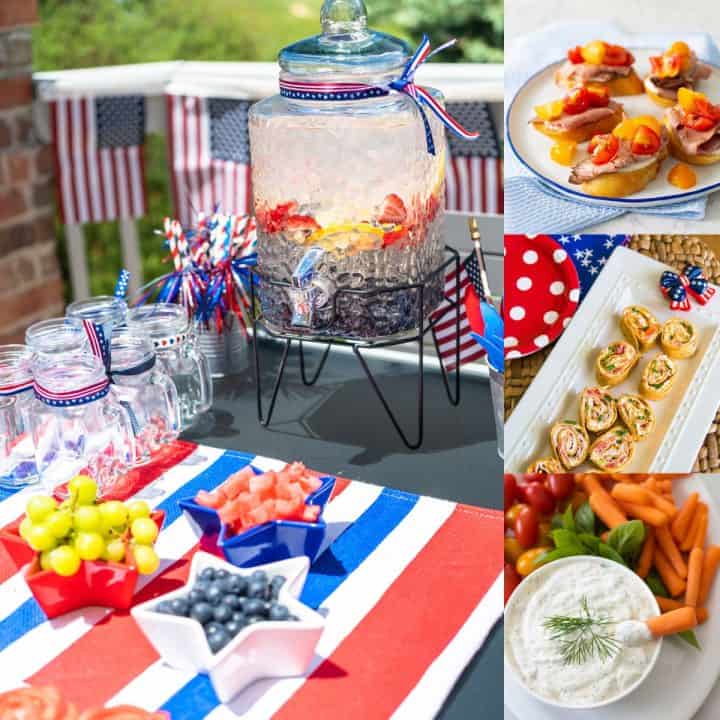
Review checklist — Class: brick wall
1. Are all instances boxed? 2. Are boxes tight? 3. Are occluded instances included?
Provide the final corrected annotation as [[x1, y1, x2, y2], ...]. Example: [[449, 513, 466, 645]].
[[0, 0, 63, 344]]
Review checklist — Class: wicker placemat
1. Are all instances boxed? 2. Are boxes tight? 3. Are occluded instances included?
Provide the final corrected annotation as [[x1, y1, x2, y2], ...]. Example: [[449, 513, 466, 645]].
[[504, 235, 720, 473]]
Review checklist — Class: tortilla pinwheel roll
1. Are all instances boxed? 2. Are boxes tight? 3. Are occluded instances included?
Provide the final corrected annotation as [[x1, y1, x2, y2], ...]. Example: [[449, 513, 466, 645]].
[[660, 317, 699, 359], [617, 393, 656, 441], [589, 426, 635, 471], [526, 457, 565, 474], [620, 305, 661, 352], [550, 420, 590, 469], [640, 353, 678, 400], [596, 341, 639, 386], [579, 386, 617, 433]]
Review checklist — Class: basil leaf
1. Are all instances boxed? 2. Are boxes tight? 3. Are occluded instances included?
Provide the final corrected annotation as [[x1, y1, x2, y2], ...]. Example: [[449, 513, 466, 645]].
[[551, 512, 565, 531], [562, 504, 576, 533], [537, 546, 586, 565], [646, 570, 669, 598], [577, 533, 601, 553], [598, 542, 627, 566], [676, 629, 701, 650], [575, 501, 596, 535], [551, 529, 585, 552], [607, 520, 646, 564]]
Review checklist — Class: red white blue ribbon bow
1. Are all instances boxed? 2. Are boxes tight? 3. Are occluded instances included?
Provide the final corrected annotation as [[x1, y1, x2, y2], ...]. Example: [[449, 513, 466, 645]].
[[660, 265, 716, 311], [279, 34, 479, 155]]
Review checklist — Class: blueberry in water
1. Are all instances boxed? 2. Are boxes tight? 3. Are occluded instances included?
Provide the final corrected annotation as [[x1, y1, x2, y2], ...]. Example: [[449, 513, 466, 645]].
[[250, 569, 268, 585], [244, 598, 266, 617], [155, 600, 174, 615], [213, 603, 233, 623], [205, 621, 224, 635], [189, 602, 214, 625], [269, 604, 290, 621], [206, 583, 224, 605], [221, 594, 241, 610], [228, 575, 248, 595], [247, 580, 266, 598], [224, 620, 243, 636], [170, 598, 190, 616], [207, 629, 231, 653], [199, 568, 216, 581], [188, 589, 206, 604]]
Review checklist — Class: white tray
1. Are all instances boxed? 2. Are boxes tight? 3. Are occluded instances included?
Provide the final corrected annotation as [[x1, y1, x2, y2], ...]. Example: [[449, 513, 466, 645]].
[[505, 246, 720, 473], [506, 48, 720, 208], [505, 475, 720, 720]]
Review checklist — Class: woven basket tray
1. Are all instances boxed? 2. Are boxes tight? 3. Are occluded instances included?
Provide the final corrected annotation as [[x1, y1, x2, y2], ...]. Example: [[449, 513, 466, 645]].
[[504, 235, 720, 473]]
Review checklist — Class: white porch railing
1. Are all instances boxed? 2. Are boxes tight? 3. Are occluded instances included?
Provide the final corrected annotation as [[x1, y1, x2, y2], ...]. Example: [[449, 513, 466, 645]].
[[31, 61, 504, 301]]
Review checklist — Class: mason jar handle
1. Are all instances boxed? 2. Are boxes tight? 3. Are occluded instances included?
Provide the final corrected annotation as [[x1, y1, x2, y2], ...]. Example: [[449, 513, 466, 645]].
[[106, 398, 137, 468], [153, 370, 182, 437]]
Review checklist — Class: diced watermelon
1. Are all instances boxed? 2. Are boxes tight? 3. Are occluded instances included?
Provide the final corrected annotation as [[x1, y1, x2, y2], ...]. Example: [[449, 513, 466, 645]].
[[273, 475, 294, 500], [195, 490, 222, 508], [222, 466, 254, 499], [301, 505, 321, 523], [274, 498, 303, 519], [249, 472, 276, 500], [247, 501, 273, 526]]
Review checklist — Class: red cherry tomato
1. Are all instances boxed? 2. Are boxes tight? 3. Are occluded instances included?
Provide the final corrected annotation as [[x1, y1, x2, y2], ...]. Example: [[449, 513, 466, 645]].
[[604, 44, 633, 66], [589, 133, 620, 165], [523, 474, 547, 484], [567, 46, 584, 64], [684, 113, 717, 132], [515, 506, 539, 548], [586, 85, 610, 108], [563, 87, 590, 115], [504, 563, 522, 605], [631, 125, 661, 155], [524, 483, 556, 515], [505, 502, 528, 529], [504, 474, 518, 511], [547, 474, 574, 501]]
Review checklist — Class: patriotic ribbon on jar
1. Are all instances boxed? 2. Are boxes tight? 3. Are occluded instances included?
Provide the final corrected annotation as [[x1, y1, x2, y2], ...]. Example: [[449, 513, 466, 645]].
[[660, 265, 716, 311], [0, 377, 33, 396], [279, 34, 479, 155], [114, 268, 130, 299]]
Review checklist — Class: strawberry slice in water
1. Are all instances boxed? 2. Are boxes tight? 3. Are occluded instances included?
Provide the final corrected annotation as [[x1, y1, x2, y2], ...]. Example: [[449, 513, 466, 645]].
[[286, 214, 321, 232], [377, 193, 407, 224]]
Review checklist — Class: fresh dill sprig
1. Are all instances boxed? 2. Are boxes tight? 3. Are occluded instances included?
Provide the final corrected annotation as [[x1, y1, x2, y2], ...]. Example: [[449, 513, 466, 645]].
[[543, 596, 622, 665]]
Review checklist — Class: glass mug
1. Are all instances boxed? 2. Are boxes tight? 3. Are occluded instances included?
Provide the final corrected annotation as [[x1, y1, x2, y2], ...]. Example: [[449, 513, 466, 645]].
[[110, 328, 181, 464], [0, 345, 38, 488], [128, 303, 213, 429], [66, 295, 128, 342], [26, 351, 135, 498]]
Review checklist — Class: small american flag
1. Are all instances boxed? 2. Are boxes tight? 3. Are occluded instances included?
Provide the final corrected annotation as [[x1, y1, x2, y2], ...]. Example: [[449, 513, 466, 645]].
[[166, 94, 252, 226], [444, 102, 503, 215], [50, 96, 147, 224], [433, 253, 486, 370]]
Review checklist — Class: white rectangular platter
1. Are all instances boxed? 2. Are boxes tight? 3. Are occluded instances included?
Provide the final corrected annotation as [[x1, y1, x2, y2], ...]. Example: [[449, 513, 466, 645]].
[[505, 245, 720, 473]]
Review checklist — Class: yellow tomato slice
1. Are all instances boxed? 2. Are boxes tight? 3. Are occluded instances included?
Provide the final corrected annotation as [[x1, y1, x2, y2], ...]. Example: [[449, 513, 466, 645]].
[[550, 140, 577, 166], [534, 99, 565, 121], [678, 87, 708, 113], [581, 40, 607, 65]]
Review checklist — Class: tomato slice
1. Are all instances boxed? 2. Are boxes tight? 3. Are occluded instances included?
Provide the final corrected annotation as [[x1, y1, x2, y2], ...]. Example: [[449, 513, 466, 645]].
[[586, 85, 610, 107], [603, 44, 633, 66], [588, 133, 620, 165], [631, 125, 661, 155], [563, 86, 590, 115], [684, 113, 718, 132], [567, 45, 584, 64]]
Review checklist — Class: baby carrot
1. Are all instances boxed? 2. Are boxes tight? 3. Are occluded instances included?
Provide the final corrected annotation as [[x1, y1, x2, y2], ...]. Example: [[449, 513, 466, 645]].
[[646, 606, 697, 637], [692, 506, 709, 551], [582, 475, 605, 496], [697, 607, 709, 624], [655, 525, 688, 579], [600, 530, 610, 542], [636, 528, 655, 579], [672, 492, 699, 542], [686, 547, 704, 607], [617, 500, 668, 527], [655, 596, 683, 612], [611, 483, 652, 505], [648, 491, 677, 519], [681, 503, 707, 552], [655, 479, 673, 492], [654, 547, 687, 597], [589, 489, 628, 529], [698, 545, 720, 606]]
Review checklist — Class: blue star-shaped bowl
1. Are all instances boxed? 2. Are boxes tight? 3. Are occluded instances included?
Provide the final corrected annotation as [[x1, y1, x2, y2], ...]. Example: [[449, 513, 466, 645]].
[[178, 467, 335, 568]]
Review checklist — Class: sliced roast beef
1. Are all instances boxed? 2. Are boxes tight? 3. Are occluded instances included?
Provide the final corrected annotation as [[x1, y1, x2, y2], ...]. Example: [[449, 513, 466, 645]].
[[557, 61, 632, 86], [666, 106, 720, 155], [648, 53, 713, 93], [531, 101, 622, 131], [652, 75, 688, 90], [645, 77, 679, 100]]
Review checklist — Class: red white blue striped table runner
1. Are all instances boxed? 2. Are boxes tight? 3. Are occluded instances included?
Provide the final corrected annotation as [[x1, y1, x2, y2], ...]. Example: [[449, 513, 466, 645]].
[[0, 441, 502, 719]]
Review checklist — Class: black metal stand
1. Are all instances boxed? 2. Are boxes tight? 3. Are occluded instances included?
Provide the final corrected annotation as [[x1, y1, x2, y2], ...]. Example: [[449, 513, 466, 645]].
[[249, 247, 463, 450]]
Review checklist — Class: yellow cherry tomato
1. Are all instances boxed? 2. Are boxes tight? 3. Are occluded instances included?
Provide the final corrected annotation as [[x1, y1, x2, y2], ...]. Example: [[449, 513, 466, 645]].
[[633, 115, 663, 137], [550, 140, 577, 166], [612, 118, 638, 140], [678, 87, 707, 113], [538, 520, 553, 545], [668, 163, 697, 189], [534, 99, 565, 121], [668, 41, 690, 57], [504, 536, 524, 564], [581, 40, 607, 65], [516, 546, 552, 577]]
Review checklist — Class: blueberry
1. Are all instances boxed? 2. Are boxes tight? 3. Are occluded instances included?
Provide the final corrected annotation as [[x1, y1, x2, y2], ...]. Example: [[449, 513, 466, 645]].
[[193, 579, 210, 595], [245, 615, 264, 625], [213, 604, 233, 623], [199, 567, 216, 581], [224, 619, 244, 636], [247, 580, 266, 598], [205, 583, 224, 605], [215, 568, 229, 579], [207, 629, 231, 653], [216, 576, 236, 594], [205, 621, 224, 635], [243, 598, 266, 617], [250, 569, 268, 585], [231, 611, 246, 623], [155, 600, 174, 615], [189, 602, 214, 625], [269, 575, 285, 599], [268, 604, 290, 621], [228, 575, 248, 595], [188, 589, 206, 604], [221, 594, 242, 610], [170, 598, 190, 616]]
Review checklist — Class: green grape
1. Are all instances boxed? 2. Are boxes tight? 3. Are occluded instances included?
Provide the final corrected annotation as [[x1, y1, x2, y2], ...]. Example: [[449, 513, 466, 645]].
[[103, 538, 126, 563], [75, 532, 105, 561], [27, 524, 57, 552], [130, 517, 159, 545], [68, 474, 97, 505], [126, 500, 151, 522], [133, 544, 160, 575], [19, 517, 34, 541], [74, 505, 102, 532], [26, 495, 58, 523], [49, 545, 81, 576], [46, 511, 73, 539], [99, 500, 128, 530], [39, 550, 53, 571]]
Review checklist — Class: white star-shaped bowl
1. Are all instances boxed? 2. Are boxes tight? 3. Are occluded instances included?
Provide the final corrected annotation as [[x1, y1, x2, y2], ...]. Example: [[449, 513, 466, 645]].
[[131, 551, 324, 703]]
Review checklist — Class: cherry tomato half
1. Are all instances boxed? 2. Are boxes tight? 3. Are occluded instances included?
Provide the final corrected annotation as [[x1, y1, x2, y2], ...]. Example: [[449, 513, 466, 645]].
[[589, 133, 620, 165], [504, 474, 518, 511], [504, 563, 522, 604], [516, 546, 551, 577], [547, 474, 574, 501], [567, 46, 584, 64], [631, 125, 661, 155], [514, 506, 540, 548], [603, 44, 633, 66], [524, 483, 556, 515], [505, 502, 528, 529], [563, 87, 590, 115], [684, 113, 718, 132], [586, 85, 610, 108]]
